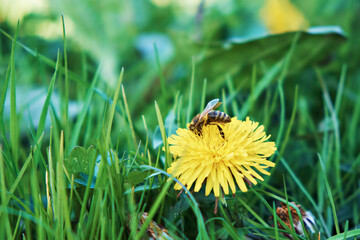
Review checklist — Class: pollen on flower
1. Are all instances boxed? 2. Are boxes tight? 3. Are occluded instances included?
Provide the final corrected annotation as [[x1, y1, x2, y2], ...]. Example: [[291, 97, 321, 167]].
[[166, 117, 276, 197]]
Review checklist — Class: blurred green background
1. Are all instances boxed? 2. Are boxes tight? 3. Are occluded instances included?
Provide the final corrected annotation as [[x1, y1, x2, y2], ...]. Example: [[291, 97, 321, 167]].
[[0, 0, 360, 239], [1, 0, 358, 130]]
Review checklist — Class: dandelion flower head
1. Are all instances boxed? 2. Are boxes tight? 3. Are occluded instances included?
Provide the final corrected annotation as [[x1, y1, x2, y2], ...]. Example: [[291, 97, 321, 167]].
[[259, 0, 309, 34], [167, 117, 277, 197]]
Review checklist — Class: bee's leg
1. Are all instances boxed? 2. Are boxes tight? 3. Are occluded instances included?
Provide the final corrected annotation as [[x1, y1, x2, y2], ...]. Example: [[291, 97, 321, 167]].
[[216, 125, 225, 139], [196, 125, 203, 137]]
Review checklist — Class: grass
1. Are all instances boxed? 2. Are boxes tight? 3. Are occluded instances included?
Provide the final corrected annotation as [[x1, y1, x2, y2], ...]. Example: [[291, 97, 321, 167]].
[[0, 0, 360, 239]]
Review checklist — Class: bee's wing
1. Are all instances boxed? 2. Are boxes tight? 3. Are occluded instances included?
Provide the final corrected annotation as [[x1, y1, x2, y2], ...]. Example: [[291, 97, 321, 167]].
[[198, 99, 222, 120]]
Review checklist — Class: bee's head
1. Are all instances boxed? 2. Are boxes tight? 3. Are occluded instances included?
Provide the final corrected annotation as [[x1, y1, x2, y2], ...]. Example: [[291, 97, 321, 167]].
[[188, 114, 200, 131], [188, 123, 195, 131]]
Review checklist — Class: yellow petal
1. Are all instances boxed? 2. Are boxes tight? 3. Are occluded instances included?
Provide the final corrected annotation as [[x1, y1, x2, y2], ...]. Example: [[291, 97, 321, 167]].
[[205, 176, 214, 196], [218, 163, 229, 195], [194, 165, 212, 192], [231, 168, 248, 192]]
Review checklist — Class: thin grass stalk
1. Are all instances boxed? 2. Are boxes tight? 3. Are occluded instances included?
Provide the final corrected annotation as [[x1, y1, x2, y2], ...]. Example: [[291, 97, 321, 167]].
[[200, 78, 207, 111], [221, 88, 227, 113], [9, 21, 19, 167], [70, 64, 101, 147], [270, 86, 298, 177], [0, 28, 86, 85], [316, 67, 342, 201], [317, 154, 340, 235], [135, 179, 173, 240], [225, 75, 239, 117], [275, 83, 285, 146], [334, 64, 347, 114], [12, 212, 22, 240], [61, 14, 70, 155], [272, 202, 280, 240], [237, 197, 269, 227], [8, 133, 44, 201], [327, 229, 360, 240], [186, 57, 195, 124], [205, 217, 240, 239], [154, 43, 167, 99], [105, 69, 124, 147], [77, 148, 97, 230], [0, 145, 13, 238], [154, 101, 170, 168], [121, 85, 137, 148], [140, 165, 209, 240], [30, 151, 44, 240], [238, 60, 282, 118], [283, 177, 300, 240], [280, 157, 330, 237]]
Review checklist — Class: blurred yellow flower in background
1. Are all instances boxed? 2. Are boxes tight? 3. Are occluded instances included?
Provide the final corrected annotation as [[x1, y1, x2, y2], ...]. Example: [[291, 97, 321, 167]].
[[167, 117, 276, 197], [260, 0, 309, 34]]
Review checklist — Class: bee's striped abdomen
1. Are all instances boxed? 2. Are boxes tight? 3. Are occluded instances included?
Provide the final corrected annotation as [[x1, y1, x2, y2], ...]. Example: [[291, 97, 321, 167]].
[[208, 111, 231, 123]]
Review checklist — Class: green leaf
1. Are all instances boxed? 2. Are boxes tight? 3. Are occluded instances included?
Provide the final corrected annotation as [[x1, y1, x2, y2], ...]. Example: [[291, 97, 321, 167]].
[[125, 170, 150, 187], [65, 146, 97, 176], [196, 26, 346, 89]]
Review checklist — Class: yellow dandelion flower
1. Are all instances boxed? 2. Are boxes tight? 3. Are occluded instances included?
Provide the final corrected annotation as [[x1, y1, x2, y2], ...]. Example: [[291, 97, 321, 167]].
[[259, 0, 309, 34], [167, 117, 276, 197]]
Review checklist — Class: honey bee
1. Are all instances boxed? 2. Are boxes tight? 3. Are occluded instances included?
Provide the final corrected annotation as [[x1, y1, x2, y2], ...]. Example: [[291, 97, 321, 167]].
[[189, 99, 231, 137]]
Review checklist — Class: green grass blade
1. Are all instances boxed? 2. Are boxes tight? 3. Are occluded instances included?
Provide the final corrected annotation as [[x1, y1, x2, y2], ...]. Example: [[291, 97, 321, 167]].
[[140, 165, 209, 240], [280, 157, 330, 237], [316, 67, 342, 200], [154, 43, 167, 99], [317, 153, 340, 234], [9, 21, 19, 166], [200, 78, 207, 112], [36, 50, 59, 141], [0, 28, 85, 85], [135, 179, 173, 240], [12, 212, 22, 240], [348, 88, 360, 157], [0, 145, 13, 238], [70, 64, 100, 147], [105, 68, 124, 147], [270, 85, 298, 177], [0, 49, 11, 118], [249, 64, 257, 112], [10, 133, 44, 196], [221, 88, 227, 113], [283, 177, 299, 240], [186, 58, 195, 124], [77, 147, 97, 230], [0, 206, 55, 237], [0, 59, 14, 177], [275, 83, 285, 146], [121, 85, 137, 148], [154, 101, 170, 168], [226, 75, 239, 117], [237, 196, 269, 227], [334, 64, 347, 114], [238, 60, 282, 118], [327, 229, 360, 240], [273, 202, 279, 240], [342, 220, 349, 240], [205, 217, 240, 239], [62, 14, 70, 155]]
